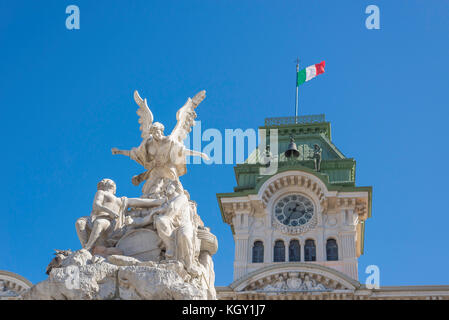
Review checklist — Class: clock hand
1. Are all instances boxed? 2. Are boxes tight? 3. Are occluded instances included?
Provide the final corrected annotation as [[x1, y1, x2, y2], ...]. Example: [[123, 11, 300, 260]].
[[293, 203, 307, 217], [285, 203, 304, 224], [284, 207, 296, 224]]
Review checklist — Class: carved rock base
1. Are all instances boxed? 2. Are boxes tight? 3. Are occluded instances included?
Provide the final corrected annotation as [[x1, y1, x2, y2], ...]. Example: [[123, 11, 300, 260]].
[[21, 250, 211, 300]]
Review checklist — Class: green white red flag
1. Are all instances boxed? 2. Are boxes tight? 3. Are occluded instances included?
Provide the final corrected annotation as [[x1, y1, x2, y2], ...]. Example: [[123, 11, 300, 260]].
[[297, 61, 325, 86]]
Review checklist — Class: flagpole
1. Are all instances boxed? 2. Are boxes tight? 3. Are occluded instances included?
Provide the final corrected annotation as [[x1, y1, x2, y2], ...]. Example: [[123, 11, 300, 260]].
[[295, 58, 299, 123]]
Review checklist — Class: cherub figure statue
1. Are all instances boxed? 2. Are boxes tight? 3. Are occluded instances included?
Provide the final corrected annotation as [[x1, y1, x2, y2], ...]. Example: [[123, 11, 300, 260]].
[[75, 178, 163, 251], [111, 91, 209, 197]]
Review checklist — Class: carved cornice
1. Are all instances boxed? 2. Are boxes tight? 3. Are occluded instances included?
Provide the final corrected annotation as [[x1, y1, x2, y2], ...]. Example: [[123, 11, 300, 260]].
[[221, 200, 253, 224], [217, 282, 449, 300], [354, 200, 369, 220], [336, 197, 357, 209]]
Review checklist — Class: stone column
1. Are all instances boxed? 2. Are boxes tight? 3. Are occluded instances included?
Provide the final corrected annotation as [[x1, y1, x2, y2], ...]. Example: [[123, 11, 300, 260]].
[[232, 212, 250, 280], [340, 232, 358, 280]]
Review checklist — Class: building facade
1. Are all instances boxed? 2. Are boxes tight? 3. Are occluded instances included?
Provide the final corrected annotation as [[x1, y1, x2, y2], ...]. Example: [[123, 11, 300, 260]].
[[216, 115, 449, 300]]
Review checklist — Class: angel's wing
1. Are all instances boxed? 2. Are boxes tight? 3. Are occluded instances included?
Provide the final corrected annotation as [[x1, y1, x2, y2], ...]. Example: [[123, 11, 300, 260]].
[[134, 90, 154, 139], [169, 90, 206, 143]]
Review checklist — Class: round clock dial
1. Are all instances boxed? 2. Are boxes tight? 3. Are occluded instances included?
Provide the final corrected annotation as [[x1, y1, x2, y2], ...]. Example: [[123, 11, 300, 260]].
[[274, 194, 314, 227]]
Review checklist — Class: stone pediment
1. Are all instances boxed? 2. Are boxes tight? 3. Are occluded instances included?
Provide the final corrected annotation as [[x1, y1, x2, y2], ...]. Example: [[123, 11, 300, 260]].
[[0, 270, 32, 299], [229, 263, 361, 293]]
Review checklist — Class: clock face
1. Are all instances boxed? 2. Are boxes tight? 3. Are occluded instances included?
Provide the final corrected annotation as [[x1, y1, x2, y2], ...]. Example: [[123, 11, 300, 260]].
[[274, 194, 314, 227]]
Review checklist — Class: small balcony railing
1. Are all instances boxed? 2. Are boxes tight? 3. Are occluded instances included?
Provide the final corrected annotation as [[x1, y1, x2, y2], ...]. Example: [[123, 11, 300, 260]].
[[264, 114, 325, 126]]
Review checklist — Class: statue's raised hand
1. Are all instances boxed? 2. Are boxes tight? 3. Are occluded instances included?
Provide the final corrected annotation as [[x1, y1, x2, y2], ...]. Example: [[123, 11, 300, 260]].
[[111, 148, 130, 157], [132, 174, 143, 186]]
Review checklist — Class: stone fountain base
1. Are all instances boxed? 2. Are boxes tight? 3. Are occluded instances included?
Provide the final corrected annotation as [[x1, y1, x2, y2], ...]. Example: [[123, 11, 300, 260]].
[[21, 249, 211, 300]]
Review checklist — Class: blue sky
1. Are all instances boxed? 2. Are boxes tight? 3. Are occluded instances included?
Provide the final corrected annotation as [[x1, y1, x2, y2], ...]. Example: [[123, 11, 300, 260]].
[[1, 0, 448, 286]]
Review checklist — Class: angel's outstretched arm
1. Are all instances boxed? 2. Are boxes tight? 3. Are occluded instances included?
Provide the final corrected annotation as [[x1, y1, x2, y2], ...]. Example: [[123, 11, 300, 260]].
[[185, 148, 210, 161], [111, 147, 131, 157]]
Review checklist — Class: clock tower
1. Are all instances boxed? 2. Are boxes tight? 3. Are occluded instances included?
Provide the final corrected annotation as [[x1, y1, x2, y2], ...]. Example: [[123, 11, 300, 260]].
[[216, 114, 373, 298]]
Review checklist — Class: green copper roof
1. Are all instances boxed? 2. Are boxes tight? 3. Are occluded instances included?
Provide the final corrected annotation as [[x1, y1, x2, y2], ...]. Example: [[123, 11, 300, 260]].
[[236, 114, 355, 191]]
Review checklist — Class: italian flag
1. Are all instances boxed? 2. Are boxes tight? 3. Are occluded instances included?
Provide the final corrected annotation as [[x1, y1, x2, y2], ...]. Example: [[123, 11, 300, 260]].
[[297, 61, 326, 86]]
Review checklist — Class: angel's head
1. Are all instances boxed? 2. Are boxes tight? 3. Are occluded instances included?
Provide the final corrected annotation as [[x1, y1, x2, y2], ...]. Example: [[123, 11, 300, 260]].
[[150, 122, 165, 141]]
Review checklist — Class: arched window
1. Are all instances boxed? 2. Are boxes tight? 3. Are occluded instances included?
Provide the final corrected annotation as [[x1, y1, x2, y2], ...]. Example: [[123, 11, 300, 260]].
[[273, 240, 285, 262], [326, 239, 338, 261], [304, 239, 316, 261], [252, 241, 264, 263], [289, 240, 300, 262]]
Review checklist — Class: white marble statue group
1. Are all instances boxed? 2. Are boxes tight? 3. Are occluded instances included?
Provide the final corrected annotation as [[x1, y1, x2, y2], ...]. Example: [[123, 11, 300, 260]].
[[71, 90, 217, 298]]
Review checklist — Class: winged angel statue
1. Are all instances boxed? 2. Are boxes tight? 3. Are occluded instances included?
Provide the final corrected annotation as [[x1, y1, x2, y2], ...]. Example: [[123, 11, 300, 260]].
[[111, 90, 209, 197]]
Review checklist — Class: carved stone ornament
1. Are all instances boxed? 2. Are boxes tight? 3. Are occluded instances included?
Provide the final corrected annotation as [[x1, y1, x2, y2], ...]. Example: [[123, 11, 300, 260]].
[[240, 271, 349, 294], [261, 274, 328, 292]]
